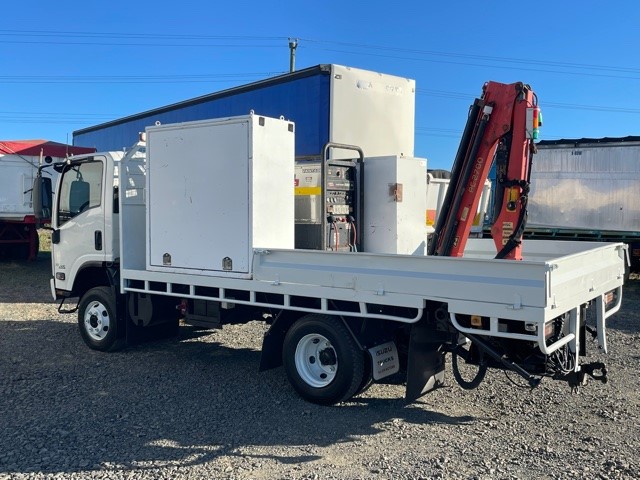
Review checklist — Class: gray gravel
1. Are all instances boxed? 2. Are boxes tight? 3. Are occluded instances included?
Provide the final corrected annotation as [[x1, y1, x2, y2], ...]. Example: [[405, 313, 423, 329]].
[[1, 255, 639, 479]]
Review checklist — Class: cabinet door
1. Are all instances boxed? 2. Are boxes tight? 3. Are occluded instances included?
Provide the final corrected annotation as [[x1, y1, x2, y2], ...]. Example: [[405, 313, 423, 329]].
[[148, 121, 250, 273]]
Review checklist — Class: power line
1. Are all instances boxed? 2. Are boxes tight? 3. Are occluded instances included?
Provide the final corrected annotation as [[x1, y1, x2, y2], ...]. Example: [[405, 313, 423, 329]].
[[0, 31, 287, 48], [0, 111, 120, 116], [0, 30, 286, 41], [417, 88, 640, 114], [0, 40, 284, 48], [299, 38, 640, 75], [4, 31, 633, 76], [0, 72, 285, 84], [0, 83, 635, 117], [544, 102, 640, 114], [4, 30, 637, 78], [415, 130, 570, 142], [0, 119, 101, 125], [1, 70, 636, 114], [300, 44, 640, 81]]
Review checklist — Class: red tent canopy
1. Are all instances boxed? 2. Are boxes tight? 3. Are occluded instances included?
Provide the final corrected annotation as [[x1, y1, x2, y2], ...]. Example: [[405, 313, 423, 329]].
[[0, 140, 95, 158]]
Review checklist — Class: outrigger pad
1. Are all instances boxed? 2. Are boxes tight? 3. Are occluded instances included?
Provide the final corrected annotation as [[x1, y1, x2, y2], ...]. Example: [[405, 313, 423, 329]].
[[405, 320, 447, 402]]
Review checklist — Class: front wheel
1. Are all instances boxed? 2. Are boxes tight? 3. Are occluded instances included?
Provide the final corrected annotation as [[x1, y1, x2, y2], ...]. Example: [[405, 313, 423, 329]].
[[78, 286, 124, 352], [283, 315, 364, 405]]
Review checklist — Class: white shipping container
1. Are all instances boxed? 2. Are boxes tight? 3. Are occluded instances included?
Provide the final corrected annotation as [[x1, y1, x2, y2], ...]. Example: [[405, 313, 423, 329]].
[[329, 65, 415, 159], [530, 139, 640, 233]]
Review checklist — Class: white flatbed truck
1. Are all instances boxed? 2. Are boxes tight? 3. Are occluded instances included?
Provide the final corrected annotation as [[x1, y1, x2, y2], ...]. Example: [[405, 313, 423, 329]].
[[35, 88, 626, 405]]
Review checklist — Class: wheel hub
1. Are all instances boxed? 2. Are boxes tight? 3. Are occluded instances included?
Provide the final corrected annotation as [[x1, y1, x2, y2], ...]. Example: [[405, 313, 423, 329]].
[[319, 348, 337, 366], [84, 301, 111, 341], [295, 334, 338, 388]]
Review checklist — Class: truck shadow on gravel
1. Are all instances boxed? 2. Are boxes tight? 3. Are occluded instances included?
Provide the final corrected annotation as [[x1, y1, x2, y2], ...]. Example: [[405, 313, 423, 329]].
[[0, 320, 476, 476]]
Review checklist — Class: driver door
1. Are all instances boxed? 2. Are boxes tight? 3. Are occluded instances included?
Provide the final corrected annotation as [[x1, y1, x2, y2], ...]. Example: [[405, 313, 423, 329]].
[[52, 158, 106, 293]]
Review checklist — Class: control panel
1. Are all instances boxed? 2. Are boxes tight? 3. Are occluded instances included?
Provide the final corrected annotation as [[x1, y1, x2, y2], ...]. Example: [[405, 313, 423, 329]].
[[325, 162, 358, 251], [294, 143, 364, 252]]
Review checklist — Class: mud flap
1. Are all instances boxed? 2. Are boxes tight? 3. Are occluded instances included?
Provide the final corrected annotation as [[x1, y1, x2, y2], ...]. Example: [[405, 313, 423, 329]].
[[405, 320, 447, 402], [259, 310, 299, 372], [260, 324, 285, 371]]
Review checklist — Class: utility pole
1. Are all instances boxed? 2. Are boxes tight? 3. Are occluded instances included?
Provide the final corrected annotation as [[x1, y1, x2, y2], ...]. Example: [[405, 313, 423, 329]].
[[288, 38, 298, 72]]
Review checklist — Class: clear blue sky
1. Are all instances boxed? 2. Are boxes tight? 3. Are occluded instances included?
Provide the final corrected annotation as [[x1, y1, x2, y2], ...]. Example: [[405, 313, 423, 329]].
[[1, 1, 638, 169]]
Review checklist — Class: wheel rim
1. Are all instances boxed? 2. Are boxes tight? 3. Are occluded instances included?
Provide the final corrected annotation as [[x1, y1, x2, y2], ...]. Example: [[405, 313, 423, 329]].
[[83, 300, 111, 341], [294, 333, 338, 388]]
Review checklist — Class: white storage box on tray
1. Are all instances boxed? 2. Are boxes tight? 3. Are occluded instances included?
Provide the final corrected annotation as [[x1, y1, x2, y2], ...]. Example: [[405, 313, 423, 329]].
[[145, 115, 295, 278]]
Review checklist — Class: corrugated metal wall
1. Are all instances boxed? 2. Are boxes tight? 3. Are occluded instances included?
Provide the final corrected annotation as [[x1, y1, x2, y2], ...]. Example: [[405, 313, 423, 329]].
[[529, 142, 640, 232]]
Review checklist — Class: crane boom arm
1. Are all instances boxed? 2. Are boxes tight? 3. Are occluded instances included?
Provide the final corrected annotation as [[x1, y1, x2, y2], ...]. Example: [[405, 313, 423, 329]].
[[429, 81, 539, 260]]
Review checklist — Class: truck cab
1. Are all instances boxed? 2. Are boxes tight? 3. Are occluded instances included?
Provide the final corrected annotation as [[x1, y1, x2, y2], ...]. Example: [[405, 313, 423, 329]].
[[49, 144, 144, 300]]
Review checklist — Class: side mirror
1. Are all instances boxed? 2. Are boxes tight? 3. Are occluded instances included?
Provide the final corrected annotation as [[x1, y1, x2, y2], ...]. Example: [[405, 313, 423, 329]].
[[33, 174, 53, 224]]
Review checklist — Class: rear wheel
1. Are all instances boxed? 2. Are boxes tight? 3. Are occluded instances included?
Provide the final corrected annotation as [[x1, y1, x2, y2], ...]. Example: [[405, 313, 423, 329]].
[[78, 286, 124, 352], [283, 315, 364, 405]]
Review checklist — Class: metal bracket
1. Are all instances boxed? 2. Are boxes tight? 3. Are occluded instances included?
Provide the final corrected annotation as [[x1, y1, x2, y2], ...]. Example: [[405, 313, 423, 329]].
[[508, 293, 522, 310], [57, 297, 79, 314]]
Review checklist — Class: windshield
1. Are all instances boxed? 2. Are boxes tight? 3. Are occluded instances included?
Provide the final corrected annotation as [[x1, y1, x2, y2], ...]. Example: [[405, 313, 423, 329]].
[[57, 160, 103, 226]]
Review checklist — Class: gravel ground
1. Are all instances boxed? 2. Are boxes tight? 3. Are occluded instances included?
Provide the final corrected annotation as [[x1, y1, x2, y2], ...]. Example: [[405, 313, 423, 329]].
[[1, 253, 639, 480]]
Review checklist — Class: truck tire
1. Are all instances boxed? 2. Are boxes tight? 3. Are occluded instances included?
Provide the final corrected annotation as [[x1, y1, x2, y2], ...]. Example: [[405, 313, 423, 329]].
[[78, 287, 124, 352], [283, 314, 365, 405]]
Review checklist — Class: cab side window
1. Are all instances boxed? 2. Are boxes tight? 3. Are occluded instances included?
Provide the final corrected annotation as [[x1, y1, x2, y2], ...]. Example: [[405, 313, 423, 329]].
[[57, 161, 103, 226]]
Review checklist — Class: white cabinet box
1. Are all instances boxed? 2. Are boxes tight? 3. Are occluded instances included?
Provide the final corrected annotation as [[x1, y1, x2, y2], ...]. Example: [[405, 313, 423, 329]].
[[363, 156, 427, 255], [145, 115, 295, 277]]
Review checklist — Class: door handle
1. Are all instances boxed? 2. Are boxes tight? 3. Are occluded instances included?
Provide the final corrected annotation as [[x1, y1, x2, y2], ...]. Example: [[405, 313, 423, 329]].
[[94, 230, 103, 251]]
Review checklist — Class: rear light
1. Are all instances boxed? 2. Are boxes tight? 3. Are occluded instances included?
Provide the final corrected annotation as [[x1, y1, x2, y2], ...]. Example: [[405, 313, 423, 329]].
[[605, 290, 616, 308]]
